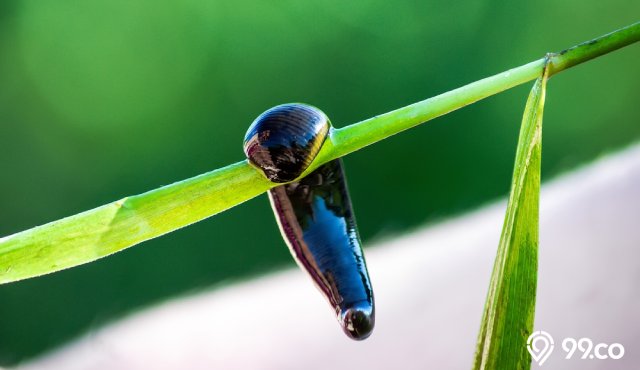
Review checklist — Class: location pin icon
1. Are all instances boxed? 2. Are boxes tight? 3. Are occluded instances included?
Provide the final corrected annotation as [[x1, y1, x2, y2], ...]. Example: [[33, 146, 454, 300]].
[[527, 331, 555, 366]]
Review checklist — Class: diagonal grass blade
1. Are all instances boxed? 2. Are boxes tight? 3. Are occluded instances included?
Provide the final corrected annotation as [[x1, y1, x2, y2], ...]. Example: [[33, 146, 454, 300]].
[[0, 23, 636, 285]]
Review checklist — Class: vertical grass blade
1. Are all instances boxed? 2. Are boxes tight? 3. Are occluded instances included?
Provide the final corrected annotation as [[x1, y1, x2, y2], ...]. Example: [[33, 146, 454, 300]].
[[473, 60, 549, 370]]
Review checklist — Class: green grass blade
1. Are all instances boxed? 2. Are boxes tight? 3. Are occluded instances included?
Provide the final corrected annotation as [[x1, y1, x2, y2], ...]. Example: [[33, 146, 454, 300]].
[[0, 161, 272, 283], [473, 61, 549, 370], [0, 23, 637, 285]]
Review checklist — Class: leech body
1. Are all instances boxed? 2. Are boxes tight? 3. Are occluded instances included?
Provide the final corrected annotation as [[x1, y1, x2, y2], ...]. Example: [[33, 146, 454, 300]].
[[268, 159, 374, 339], [243, 103, 375, 340]]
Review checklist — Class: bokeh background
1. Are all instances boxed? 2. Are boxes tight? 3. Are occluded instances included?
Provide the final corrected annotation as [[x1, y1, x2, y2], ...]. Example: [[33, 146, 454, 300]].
[[0, 0, 638, 365]]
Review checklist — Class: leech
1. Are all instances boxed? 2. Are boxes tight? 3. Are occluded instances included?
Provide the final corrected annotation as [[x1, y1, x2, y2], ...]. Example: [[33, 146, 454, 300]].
[[243, 103, 375, 340]]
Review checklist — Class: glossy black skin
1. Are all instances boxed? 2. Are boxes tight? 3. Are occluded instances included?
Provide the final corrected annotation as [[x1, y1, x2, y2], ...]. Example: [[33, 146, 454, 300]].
[[244, 103, 375, 340], [243, 103, 329, 183], [268, 159, 374, 340]]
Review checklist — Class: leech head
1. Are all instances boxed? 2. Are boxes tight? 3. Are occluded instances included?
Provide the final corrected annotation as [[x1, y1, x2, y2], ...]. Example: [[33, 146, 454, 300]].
[[340, 303, 375, 340], [243, 103, 330, 183]]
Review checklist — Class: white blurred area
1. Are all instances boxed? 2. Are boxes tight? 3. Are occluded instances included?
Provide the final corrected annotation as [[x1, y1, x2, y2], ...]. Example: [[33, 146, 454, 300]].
[[16, 145, 640, 370]]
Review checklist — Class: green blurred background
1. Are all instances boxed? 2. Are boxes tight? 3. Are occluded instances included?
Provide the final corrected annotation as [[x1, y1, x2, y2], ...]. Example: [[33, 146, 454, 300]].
[[0, 0, 638, 365]]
